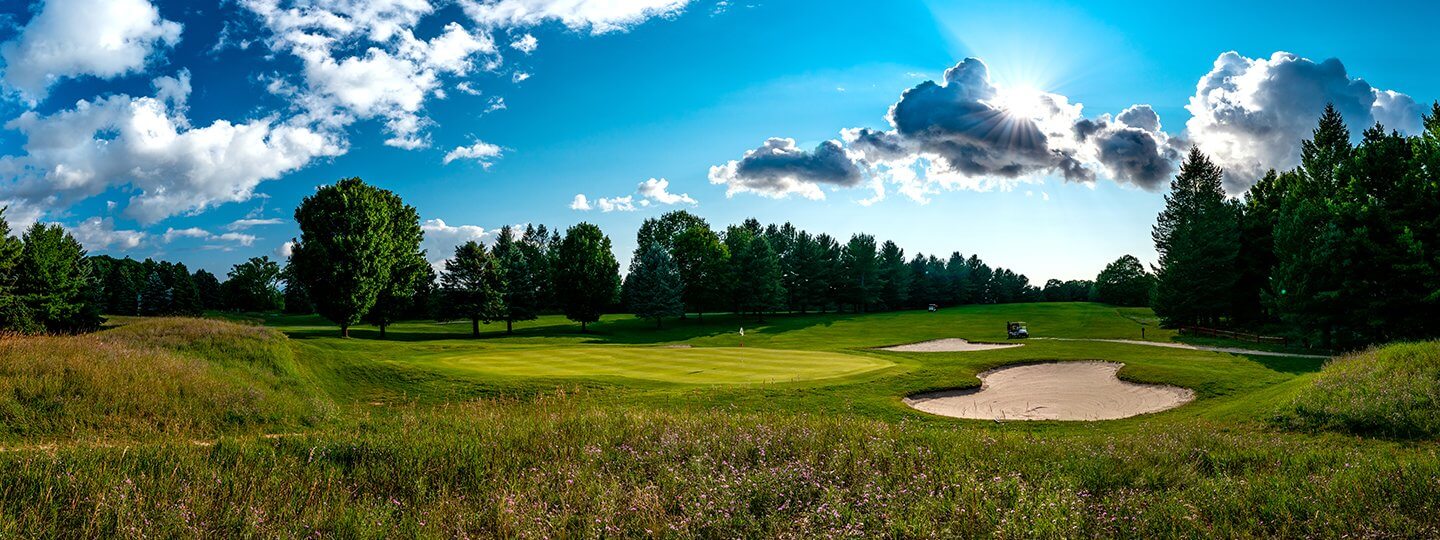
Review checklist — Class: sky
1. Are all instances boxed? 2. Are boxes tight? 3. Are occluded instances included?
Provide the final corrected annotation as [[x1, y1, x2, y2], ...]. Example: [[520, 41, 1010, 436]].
[[2, 0, 1439, 283]]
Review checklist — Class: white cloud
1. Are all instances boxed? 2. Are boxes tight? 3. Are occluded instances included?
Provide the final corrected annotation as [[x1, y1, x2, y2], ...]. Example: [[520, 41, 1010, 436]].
[[456, 81, 481, 95], [226, 218, 284, 230], [569, 193, 591, 210], [67, 217, 147, 251], [442, 140, 504, 166], [276, 240, 295, 258], [510, 33, 537, 53], [0, 200, 44, 231], [1185, 51, 1424, 192], [635, 177, 696, 205], [708, 137, 862, 200], [461, 0, 690, 34], [0, 78, 344, 223], [163, 226, 256, 246], [511, 71, 530, 83], [596, 195, 636, 212], [0, 0, 182, 100], [216, 232, 257, 246], [421, 217, 494, 271]]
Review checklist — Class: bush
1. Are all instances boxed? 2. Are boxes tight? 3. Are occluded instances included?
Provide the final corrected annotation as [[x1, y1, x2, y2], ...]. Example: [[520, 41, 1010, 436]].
[[1276, 341, 1440, 438]]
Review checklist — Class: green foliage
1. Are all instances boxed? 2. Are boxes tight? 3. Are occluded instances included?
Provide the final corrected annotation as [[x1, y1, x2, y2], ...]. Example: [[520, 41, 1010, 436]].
[[290, 177, 424, 337], [223, 257, 284, 313], [440, 241, 504, 336], [727, 227, 785, 318], [636, 210, 708, 251], [554, 223, 620, 331], [1093, 255, 1154, 307], [1277, 341, 1440, 439], [12, 223, 101, 333], [0, 209, 25, 331], [625, 242, 684, 327], [878, 240, 910, 310], [841, 234, 880, 311], [491, 225, 546, 332], [1152, 147, 1240, 327], [672, 224, 730, 316]]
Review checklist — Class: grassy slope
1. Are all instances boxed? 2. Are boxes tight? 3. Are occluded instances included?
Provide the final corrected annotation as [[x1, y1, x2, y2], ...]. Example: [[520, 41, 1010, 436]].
[[2, 303, 1436, 537]]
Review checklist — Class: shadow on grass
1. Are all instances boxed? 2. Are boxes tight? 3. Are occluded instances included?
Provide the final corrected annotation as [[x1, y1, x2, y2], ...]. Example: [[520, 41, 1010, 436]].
[[1235, 353, 1326, 375]]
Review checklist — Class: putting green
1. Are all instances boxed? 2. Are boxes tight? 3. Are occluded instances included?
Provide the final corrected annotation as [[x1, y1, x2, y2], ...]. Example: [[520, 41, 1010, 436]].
[[429, 346, 894, 384]]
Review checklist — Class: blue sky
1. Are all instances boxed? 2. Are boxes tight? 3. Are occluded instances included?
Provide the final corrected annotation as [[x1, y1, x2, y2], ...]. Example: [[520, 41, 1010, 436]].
[[2, 0, 1438, 283]]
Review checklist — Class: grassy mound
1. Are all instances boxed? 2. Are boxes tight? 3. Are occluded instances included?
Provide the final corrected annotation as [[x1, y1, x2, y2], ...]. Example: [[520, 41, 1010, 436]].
[[1277, 341, 1440, 438], [0, 318, 330, 442]]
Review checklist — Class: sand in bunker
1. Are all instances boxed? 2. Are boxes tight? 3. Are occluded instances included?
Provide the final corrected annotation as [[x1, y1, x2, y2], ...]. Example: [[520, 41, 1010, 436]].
[[878, 338, 1023, 352], [905, 362, 1194, 421]]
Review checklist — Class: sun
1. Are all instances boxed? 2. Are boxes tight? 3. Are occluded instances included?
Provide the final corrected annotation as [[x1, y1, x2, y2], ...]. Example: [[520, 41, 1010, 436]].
[[990, 85, 1051, 120]]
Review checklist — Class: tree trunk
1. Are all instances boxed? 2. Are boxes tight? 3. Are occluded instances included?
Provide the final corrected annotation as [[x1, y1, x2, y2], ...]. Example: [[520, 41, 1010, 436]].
[[472, 317, 480, 337], [506, 319, 513, 334], [581, 321, 588, 333], [379, 323, 386, 339], [341, 324, 349, 338]]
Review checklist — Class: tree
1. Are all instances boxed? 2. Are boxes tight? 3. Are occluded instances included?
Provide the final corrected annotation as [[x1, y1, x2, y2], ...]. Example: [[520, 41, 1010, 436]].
[[441, 241, 504, 337], [193, 269, 223, 310], [789, 231, 827, 313], [625, 241, 684, 327], [841, 234, 880, 312], [168, 263, 202, 316], [1093, 255, 1154, 307], [671, 224, 729, 318], [636, 210, 709, 252], [224, 257, 285, 312], [0, 208, 27, 331], [1233, 169, 1286, 323], [878, 240, 910, 309], [554, 223, 620, 332], [290, 177, 425, 337], [14, 223, 101, 333], [283, 280, 314, 315], [728, 229, 785, 320], [492, 225, 545, 333], [139, 269, 171, 316], [1152, 147, 1240, 327]]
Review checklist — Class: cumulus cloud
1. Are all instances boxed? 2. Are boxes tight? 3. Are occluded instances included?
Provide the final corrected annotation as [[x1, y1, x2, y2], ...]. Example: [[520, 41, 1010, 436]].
[[461, 0, 690, 34], [1185, 51, 1424, 192], [421, 217, 494, 271], [708, 138, 864, 199], [276, 240, 295, 258], [0, 0, 182, 100], [574, 178, 698, 212], [1072, 105, 1182, 190], [226, 218, 284, 230], [66, 217, 147, 251], [163, 226, 256, 246], [0, 77, 344, 223], [443, 140, 504, 166], [510, 33, 537, 53]]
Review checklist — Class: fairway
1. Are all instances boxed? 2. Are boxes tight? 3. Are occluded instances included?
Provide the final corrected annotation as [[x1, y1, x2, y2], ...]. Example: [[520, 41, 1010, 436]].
[[428, 345, 894, 384]]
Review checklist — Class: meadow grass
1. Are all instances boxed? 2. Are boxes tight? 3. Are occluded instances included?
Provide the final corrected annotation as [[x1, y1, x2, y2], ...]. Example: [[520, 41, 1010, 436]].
[[1276, 340, 1440, 439], [1, 303, 1436, 537]]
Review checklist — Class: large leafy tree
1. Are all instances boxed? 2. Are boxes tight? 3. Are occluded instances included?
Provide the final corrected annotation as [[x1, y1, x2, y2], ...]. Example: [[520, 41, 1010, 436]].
[[671, 224, 729, 318], [223, 257, 285, 312], [1093, 255, 1154, 307], [364, 252, 428, 338], [636, 210, 709, 252], [625, 241, 684, 327], [1152, 146, 1240, 327], [441, 241, 504, 337], [554, 223, 620, 332], [14, 223, 101, 333], [290, 177, 425, 337]]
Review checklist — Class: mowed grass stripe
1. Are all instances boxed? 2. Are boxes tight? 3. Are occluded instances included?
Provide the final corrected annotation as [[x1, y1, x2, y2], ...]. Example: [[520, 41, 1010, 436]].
[[430, 346, 893, 384]]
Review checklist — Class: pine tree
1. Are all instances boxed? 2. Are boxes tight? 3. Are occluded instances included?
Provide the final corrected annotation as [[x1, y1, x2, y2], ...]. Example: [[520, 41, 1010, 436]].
[[878, 240, 910, 310], [139, 270, 171, 316], [1152, 147, 1240, 327], [14, 223, 102, 333], [441, 241, 504, 337], [492, 225, 544, 333], [841, 234, 880, 312], [626, 241, 684, 328], [169, 263, 202, 316], [554, 223, 620, 332], [0, 208, 28, 331], [789, 231, 826, 313], [193, 269, 223, 311], [730, 233, 784, 320]]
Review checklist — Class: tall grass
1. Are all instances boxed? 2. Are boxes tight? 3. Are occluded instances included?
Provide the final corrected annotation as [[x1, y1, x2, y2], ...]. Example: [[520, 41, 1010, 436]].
[[0, 318, 329, 442], [1277, 341, 1440, 438], [0, 399, 1436, 538]]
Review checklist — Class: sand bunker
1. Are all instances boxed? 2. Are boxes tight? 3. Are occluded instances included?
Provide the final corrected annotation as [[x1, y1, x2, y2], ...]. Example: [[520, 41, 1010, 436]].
[[878, 338, 1023, 352], [905, 361, 1193, 421]]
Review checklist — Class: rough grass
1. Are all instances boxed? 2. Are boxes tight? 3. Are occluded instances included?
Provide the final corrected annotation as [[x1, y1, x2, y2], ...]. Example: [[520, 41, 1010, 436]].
[[0, 318, 330, 442], [1276, 341, 1440, 439]]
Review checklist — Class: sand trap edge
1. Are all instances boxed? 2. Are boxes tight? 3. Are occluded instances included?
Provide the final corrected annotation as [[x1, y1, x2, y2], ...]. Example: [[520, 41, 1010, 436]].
[[875, 338, 1025, 353], [903, 361, 1195, 422]]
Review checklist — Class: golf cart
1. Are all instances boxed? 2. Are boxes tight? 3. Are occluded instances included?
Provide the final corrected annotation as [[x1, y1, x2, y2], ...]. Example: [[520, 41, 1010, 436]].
[[1007, 321, 1029, 339]]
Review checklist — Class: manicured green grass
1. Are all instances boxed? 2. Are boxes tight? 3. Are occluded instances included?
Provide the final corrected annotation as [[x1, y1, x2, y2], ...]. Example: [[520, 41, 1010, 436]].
[[2, 302, 1436, 537]]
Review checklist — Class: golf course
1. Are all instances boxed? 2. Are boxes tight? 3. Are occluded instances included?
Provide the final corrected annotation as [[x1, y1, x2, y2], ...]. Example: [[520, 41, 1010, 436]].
[[3, 302, 1437, 537]]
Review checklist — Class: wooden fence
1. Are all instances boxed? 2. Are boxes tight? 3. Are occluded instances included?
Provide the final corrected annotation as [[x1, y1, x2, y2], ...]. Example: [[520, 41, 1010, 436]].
[[1178, 326, 1288, 345]]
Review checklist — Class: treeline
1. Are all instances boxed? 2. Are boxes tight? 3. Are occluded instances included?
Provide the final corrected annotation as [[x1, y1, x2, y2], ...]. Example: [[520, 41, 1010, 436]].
[[1152, 104, 1440, 349]]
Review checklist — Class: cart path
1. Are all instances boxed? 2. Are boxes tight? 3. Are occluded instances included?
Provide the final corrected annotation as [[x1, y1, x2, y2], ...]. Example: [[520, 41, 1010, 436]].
[[1032, 337, 1330, 359]]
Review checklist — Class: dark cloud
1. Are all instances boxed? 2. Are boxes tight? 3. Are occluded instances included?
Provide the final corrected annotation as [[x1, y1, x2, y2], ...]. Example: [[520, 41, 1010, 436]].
[[1073, 105, 1180, 189], [708, 138, 864, 199]]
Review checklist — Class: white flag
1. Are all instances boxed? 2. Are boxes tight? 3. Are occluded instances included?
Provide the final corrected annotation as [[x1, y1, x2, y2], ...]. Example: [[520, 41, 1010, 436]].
[[739, 327, 745, 337]]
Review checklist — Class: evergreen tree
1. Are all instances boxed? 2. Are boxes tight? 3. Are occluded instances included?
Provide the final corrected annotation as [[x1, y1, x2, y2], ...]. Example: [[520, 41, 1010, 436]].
[[1152, 147, 1240, 327], [815, 234, 844, 312], [625, 241, 684, 327], [139, 270, 171, 316], [1093, 255, 1154, 307], [965, 255, 992, 304], [193, 269, 223, 310], [168, 263, 202, 316], [290, 178, 425, 337], [878, 240, 910, 309], [493, 225, 545, 333], [1233, 169, 1286, 323], [841, 234, 880, 312], [672, 224, 729, 318], [554, 223, 620, 332], [0, 208, 28, 331], [441, 241, 504, 337], [789, 231, 826, 313], [944, 252, 970, 305], [729, 231, 785, 320], [14, 223, 102, 333]]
